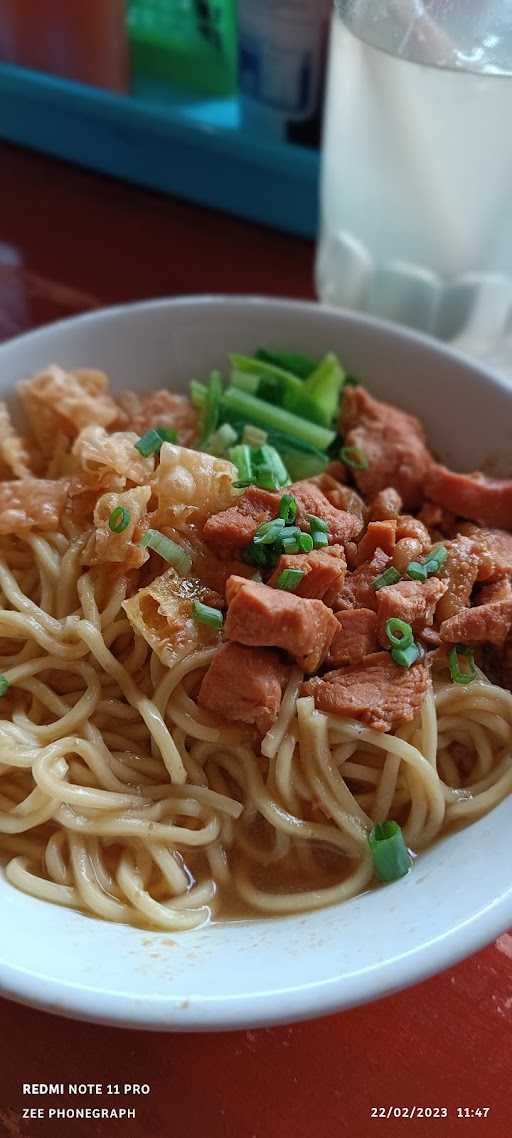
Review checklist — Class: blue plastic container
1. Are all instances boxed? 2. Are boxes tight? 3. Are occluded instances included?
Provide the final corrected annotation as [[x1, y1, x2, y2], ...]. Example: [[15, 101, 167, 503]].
[[0, 62, 319, 238]]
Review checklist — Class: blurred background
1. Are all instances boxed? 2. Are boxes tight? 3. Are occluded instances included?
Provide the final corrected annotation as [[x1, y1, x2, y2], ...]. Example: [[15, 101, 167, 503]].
[[0, 0, 328, 237], [1, 1, 512, 369]]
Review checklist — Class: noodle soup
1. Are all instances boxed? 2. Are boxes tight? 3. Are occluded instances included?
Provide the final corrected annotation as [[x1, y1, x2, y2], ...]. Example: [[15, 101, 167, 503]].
[[0, 349, 511, 931]]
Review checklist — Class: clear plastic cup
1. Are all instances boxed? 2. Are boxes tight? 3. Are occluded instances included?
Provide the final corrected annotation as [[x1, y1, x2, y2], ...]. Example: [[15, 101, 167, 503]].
[[316, 1, 512, 351]]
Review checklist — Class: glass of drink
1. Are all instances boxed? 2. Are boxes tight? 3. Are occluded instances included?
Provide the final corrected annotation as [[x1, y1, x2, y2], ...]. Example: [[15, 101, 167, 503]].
[[316, 1, 512, 354]]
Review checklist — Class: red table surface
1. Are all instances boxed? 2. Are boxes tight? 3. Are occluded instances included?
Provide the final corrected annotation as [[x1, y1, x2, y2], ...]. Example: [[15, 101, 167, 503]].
[[0, 143, 511, 1138]]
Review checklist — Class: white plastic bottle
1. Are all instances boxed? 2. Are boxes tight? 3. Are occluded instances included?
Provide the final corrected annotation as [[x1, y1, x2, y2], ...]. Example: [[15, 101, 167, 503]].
[[238, 0, 331, 144]]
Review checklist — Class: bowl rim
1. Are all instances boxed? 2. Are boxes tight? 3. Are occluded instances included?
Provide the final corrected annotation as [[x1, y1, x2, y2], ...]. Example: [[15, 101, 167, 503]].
[[2, 289, 509, 386], [0, 294, 511, 1032], [0, 886, 511, 1032]]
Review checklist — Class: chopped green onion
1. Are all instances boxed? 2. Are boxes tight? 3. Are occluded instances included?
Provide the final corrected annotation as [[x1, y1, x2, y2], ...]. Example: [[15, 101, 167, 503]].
[[231, 351, 315, 416], [371, 566, 401, 591], [276, 568, 306, 592], [230, 370, 260, 394], [230, 354, 304, 412], [229, 443, 253, 485], [252, 444, 290, 490], [245, 521, 309, 566], [134, 428, 160, 457], [230, 353, 299, 384], [407, 545, 448, 582], [207, 422, 238, 455], [156, 425, 177, 444], [278, 527, 302, 554], [282, 537, 299, 554], [242, 424, 268, 447], [221, 387, 336, 452], [406, 561, 428, 582], [108, 506, 131, 534], [242, 544, 271, 568], [281, 525, 302, 539], [279, 495, 298, 523], [134, 425, 177, 456], [229, 442, 290, 492], [192, 601, 224, 630], [448, 645, 476, 685], [313, 531, 329, 549], [340, 445, 369, 471], [265, 430, 329, 481], [199, 370, 223, 446], [391, 643, 422, 669], [255, 471, 280, 492], [138, 529, 192, 575], [385, 618, 414, 650], [0, 675, 9, 697], [306, 514, 329, 534], [424, 546, 448, 575], [300, 352, 346, 427], [253, 519, 286, 546], [134, 427, 167, 455], [190, 380, 207, 409], [369, 821, 412, 883], [255, 348, 317, 379]]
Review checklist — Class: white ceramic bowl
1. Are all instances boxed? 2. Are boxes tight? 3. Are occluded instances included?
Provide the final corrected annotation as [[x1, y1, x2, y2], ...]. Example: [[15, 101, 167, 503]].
[[1, 296, 511, 1032]]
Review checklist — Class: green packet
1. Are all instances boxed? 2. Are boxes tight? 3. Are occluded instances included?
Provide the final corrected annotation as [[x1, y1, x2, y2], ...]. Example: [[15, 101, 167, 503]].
[[127, 0, 237, 97]]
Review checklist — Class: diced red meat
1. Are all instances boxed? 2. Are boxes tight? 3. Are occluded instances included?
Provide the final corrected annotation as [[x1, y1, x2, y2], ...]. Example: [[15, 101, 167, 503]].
[[417, 500, 456, 536], [189, 543, 254, 599], [224, 575, 337, 673], [477, 578, 512, 604], [395, 515, 431, 549], [390, 517, 433, 578], [268, 547, 346, 601], [332, 486, 367, 533], [435, 535, 481, 622], [202, 486, 279, 555], [340, 387, 432, 508], [392, 538, 427, 576], [440, 599, 512, 648], [336, 548, 390, 612], [198, 642, 289, 734], [425, 464, 512, 529], [289, 480, 363, 545], [302, 652, 429, 732], [324, 459, 348, 483], [327, 608, 378, 666], [356, 519, 396, 565], [203, 480, 362, 558], [375, 577, 447, 646], [311, 475, 367, 531], [456, 524, 512, 583], [420, 627, 442, 648], [369, 487, 402, 521]]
